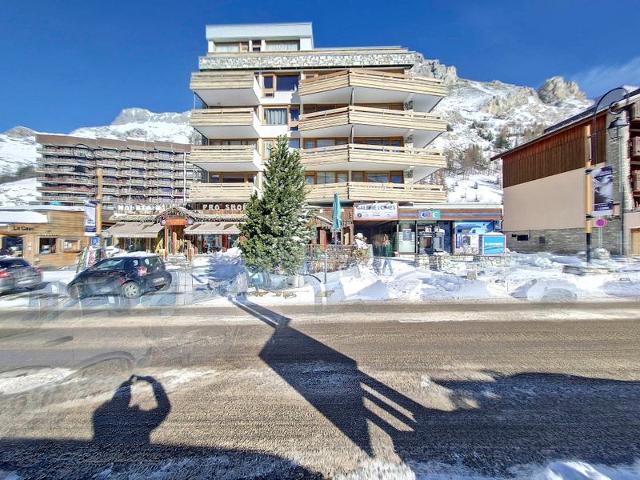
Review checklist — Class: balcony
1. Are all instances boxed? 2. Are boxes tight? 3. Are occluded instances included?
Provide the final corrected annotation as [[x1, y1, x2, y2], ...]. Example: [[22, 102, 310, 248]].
[[190, 145, 262, 172], [299, 69, 446, 111], [187, 182, 256, 202], [190, 107, 260, 139], [632, 136, 640, 158], [299, 106, 447, 147], [300, 144, 445, 177], [191, 71, 261, 107], [306, 181, 446, 203]]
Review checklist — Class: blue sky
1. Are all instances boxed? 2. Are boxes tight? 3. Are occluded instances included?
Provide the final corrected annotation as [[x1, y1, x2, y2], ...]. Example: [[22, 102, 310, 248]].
[[1, 0, 638, 133]]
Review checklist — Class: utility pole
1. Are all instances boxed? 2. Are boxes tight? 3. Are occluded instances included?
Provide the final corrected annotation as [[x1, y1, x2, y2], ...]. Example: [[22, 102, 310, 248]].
[[585, 124, 593, 263], [96, 167, 103, 246]]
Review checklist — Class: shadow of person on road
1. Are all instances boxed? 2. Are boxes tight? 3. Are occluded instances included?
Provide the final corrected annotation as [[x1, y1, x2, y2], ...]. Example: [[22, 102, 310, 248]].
[[232, 298, 640, 476], [92, 375, 171, 445]]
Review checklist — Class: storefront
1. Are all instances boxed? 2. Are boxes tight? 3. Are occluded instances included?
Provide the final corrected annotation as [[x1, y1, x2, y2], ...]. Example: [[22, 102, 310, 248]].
[[107, 206, 244, 255], [0, 207, 88, 267]]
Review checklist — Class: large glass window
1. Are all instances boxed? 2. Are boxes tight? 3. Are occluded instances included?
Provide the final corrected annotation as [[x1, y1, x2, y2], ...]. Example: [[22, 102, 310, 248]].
[[222, 173, 246, 184], [305, 174, 316, 185], [264, 108, 288, 125], [336, 172, 348, 183], [39, 238, 57, 255], [215, 42, 240, 52], [390, 172, 403, 183], [367, 173, 389, 183], [276, 75, 299, 91], [317, 172, 336, 184], [288, 138, 300, 149], [289, 107, 299, 121]]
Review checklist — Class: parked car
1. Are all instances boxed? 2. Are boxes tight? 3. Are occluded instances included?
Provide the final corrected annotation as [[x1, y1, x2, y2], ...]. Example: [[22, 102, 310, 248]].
[[0, 258, 43, 294], [67, 254, 171, 299]]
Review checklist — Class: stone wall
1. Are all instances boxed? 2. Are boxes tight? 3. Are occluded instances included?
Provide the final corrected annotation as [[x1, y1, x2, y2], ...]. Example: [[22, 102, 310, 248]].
[[506, 218, 624, 255], [199, 51, 423, 70]]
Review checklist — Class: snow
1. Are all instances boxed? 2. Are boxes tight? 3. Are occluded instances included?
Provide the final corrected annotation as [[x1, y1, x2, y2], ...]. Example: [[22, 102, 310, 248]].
[[0, 208, 47, 224], [336, 459, 640, 480], [445, 173, 502, 204], [0, 367, 74, 395], [0, 178, 39, 206]]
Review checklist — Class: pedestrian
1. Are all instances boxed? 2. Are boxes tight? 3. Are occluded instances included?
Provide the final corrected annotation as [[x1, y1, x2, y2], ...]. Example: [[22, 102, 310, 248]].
[[234, 269, 249, 301], [381, 234, 393, 275]]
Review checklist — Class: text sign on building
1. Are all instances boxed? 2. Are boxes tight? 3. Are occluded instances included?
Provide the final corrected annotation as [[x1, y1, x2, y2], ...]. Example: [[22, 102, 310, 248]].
[[84, 201, 97, 236], [353, 202, 398, 220], [591, 165, 614, 217], [418, 209, 441, 220]]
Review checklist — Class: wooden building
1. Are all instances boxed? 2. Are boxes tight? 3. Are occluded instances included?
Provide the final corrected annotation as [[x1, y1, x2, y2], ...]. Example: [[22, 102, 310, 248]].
[[492, 88, 640, 255], [0, 206, 88, 267]]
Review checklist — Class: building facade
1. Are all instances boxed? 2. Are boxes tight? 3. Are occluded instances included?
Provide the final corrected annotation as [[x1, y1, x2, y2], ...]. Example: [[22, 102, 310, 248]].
[[37, 134, 195, 211], [187, 22, 450, 254], [493, 89, 640, 256]]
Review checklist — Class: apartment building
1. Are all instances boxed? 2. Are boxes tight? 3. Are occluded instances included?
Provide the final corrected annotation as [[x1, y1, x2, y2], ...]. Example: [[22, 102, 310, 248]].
[[186, 22, 454, 253], [37, 134, 194, 211], [492, 88, 640, 256]]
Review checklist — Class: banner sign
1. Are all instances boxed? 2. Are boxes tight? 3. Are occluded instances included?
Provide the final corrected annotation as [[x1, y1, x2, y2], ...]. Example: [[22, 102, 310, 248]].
[[592, 166, 614, 217], [353, 202, 398, 221], [418, 209, 441, 220], [84, 201, 97, 236], [480, 233, 506, 256]]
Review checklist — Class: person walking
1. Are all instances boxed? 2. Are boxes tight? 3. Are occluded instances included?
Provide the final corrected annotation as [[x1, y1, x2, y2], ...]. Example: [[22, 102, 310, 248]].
[[381, 234, 394, 276]]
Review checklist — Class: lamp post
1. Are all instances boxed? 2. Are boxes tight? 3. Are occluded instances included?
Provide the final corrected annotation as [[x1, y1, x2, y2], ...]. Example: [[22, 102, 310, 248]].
[[587, 86, 630, 263]]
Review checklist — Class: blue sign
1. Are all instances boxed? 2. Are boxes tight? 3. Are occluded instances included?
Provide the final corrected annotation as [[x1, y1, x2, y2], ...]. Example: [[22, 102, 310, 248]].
[[480, 234, 506, 256], [90, 236, 100, 247], [418, 210, 441, 220]]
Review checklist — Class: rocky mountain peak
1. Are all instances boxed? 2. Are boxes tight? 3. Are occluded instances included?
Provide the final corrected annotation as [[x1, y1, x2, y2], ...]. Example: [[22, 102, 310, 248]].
[[2, 126, 36, 140], [410, 59, 459, 86], [537, 76, 586, 105], [112, 108, 190, 126]]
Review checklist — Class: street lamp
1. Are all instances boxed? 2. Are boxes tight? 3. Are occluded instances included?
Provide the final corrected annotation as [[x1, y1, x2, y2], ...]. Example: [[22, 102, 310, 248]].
[[586, 86, 630, 263]]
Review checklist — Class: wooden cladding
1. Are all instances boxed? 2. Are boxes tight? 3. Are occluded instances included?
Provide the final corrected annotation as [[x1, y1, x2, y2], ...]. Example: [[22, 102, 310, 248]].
[[502, 118, 606, 188]]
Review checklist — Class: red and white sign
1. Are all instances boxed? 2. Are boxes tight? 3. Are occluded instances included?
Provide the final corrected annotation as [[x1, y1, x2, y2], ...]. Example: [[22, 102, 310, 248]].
[[353, 202, 398, 221]]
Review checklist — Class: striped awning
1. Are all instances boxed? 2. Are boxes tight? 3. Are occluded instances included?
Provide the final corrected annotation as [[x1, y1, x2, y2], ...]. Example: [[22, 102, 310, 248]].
[[105, 222, 163, 238], [184, 222, 241, 236]]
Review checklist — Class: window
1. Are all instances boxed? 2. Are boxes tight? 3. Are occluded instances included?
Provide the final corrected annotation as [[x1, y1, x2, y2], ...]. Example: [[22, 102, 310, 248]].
[[336, 172, 348, 183], [251, 40, 262, 52], [262, 140, 274, 159], [263, 76, 274, 89], [367, 173, 389, 183], [276, 75, 299, 91], [209, 173, 220, 183], [317, 172, 336, 184], [516, 234, 530, 242], [39, 238, 57, 255], [264, 108, 288, 125], [215, 42, 240, 52], [390, 171, 403, 184], [317, 139, 336, 148], [222, 173, 246, 184], [304, 139, 316, 150], [289, 138, 300, 149], [264, 40, 299, 51], [93, 258, 124, 271], [289, 107, 299, 122], [63, 239, 80, 252], [352, 171, 364, 182], [305, 174, 316, 185]]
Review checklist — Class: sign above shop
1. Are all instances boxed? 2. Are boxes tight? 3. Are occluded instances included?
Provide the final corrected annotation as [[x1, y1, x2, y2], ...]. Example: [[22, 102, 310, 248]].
[[418, 209, 441, 220], [353, 202, 398, 221], [201, 203, 247, 214]]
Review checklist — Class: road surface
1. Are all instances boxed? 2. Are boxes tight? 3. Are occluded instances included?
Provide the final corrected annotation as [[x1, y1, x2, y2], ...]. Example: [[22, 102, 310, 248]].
[[0, 302, 639, 479]]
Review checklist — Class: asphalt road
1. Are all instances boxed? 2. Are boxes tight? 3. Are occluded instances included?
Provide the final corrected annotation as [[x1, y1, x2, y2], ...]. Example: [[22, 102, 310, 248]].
[[0, 302, 639, 479]]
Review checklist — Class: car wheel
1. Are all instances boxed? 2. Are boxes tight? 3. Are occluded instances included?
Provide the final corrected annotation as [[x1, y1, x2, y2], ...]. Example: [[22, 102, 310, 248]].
[[121, 281, 141, 299]]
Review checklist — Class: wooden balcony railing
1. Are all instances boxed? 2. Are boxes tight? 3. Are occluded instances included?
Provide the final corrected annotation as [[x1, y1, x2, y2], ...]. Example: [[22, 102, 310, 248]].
[[188, 182, 256, 202], [190, 71, 257, 91], [299, 68, 446, 97], [632, 136, 640, 158], [190, 107, 257, 127], [190, 145, 259, 164], [299, 106, 447, 133], [300, 143, 446, 169], [306, 181, 445, 203]]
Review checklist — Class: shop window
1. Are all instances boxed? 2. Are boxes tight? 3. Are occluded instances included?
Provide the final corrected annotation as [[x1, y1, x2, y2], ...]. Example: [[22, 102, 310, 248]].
[[264, 108, 288, 125], [63, 239, 80, 252], [39, 237, 57, 255]]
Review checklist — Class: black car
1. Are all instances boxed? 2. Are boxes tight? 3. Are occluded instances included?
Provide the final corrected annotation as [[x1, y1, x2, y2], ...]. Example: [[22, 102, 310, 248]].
[[67, 255, 171, 299], [0, 257, 42, 294]]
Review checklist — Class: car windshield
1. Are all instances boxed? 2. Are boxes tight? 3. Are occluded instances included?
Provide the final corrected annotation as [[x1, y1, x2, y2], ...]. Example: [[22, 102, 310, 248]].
[[92, 259, 124, 271]]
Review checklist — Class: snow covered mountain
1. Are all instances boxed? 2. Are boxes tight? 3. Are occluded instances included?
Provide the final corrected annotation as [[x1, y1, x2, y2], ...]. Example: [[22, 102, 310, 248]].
[[0, 60, 592, 206]]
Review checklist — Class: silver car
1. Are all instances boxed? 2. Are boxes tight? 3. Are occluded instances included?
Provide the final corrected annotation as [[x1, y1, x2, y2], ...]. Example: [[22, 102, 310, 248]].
[[0, 257, 43, 294]]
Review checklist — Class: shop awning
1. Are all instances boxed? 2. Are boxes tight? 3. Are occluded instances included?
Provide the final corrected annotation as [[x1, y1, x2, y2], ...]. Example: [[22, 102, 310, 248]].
[[184, 222, 241, 236], [106, 222, 163, 239]]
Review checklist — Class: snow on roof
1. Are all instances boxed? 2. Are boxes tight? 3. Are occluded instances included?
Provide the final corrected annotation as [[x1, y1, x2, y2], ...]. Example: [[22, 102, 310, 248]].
[[0, 204, 84, 212], [0, 210, 48, 224]]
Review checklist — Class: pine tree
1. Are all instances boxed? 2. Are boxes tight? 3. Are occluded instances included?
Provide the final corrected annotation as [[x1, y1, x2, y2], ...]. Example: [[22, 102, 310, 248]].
[[240, 136, 309, 275]]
